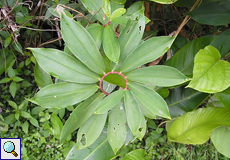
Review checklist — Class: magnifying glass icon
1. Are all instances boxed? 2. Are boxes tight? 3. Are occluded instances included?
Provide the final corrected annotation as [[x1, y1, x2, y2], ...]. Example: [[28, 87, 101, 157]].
[[3, 141, 18, 157]]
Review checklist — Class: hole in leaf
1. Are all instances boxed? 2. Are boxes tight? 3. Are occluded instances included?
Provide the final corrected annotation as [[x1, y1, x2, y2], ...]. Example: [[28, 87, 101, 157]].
[[113, 127, 116, 131], [138, 127, 143, 132], [139, 26, 142, 31], [117, 123, 120, 126], [80, 133, 87, 146]]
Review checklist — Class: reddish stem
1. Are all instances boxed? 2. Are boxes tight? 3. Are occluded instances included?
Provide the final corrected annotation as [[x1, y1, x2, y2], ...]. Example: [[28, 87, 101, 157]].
[[102, 21, 111, 27], [100, 71, 128, 95]]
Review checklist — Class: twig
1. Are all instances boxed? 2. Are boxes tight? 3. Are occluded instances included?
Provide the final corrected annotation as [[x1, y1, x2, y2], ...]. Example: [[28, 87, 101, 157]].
[[0, 0, 20, 24], [37, 37, 62, 48], [17, 26, 58, 31], [56, 4, 90, 24], [209, 97, 217, 107], [174, 0, 202, 37]]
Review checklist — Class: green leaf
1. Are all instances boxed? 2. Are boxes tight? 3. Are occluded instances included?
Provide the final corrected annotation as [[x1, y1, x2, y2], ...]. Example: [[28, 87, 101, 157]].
[[29, 117, 39, 127], [165, 35, 216, 76], [111, 8, 126, 21], [94, 90, 124, 114], [108, 103, 127, 154], [103, 25, 120, 64], [60, 93, 103, 143], [187, 45, 230, 93], [76, 113, 107, 150], [102, 81, 117, 94], [20, 111, 32, 118], [29, 82, 98, 108], [127, 65, 188, 87], [120, 36, 175, 72], [8, 66, 15, 78], [118, 16, 145, 64], [7, 100, 17, 109], [9, 81, 17, 98], [129, 82, 171, 119], [29, 48, 99, 83], [167, 107, 230, 144], [188, 1, 230, 26], [134, 109, 146, 140], [166, 86, 209, 118], [0, 52, 14, 75], [65, 127, 115, 160], [4, 114, 16, 124], [81, 0, 109, 25], [124, 90, 144, 135], [15, 112, 20, 120], [211, 126, 230, 158], [12, 76, 23, 82], [103, 0, 111, 17], [4, 37, 12, 48], [210, 29, 230, 57], [61, 13, 106, 74], [149, 0, 178, 4], [34, 63, 53, 88], [22, 121, 29, 134], [0, 78, 11, 83], [111, 0, 126, 4], [51, 112, 63, 140], [86, 24, 104, 49], [138, 100, 156, 119], [103, 73, 126, 88], [22, 81, 31, 87], [216, 87, 230, 111], [124, 149, 146, 160], [18, 100, 28, 110]]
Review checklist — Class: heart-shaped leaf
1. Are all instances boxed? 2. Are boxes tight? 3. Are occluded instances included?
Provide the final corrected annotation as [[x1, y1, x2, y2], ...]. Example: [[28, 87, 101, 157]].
[[167, 107, 230, 144], [211, 126, 230, 158], [187, 45, 230, 93], [165, 35, 216, 76]]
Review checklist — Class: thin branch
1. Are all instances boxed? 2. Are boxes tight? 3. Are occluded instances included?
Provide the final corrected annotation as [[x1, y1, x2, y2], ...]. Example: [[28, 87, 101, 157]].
[[174, 0, 202, 37], [56, 4, 90, 24], [0, 0, 20, 24], [16, 26, 58, 31], [37, 37, 62, 48]]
